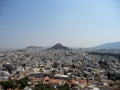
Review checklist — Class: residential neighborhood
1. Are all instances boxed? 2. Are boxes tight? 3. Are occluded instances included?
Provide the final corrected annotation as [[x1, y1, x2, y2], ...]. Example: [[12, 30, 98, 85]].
[[0, 44, 120, 90]]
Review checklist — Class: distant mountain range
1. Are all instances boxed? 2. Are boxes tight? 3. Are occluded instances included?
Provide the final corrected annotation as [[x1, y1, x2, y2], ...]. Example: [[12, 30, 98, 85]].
[[49, 43, 69, 50], [25, 43, 69, 50], [25, 42, 120, 50], [91, 42, 120, 50], [25, 46, 43, 49]]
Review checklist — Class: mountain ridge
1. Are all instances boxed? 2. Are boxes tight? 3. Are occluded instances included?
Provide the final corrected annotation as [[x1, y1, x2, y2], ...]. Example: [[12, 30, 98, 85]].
[[25, 46, 43, 49], [91, 42, 120, 50]]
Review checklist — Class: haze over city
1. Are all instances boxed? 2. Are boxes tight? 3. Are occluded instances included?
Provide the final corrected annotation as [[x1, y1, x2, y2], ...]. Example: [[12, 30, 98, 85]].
[[0, 0, 120, 48], [0, 1, 120, 90]]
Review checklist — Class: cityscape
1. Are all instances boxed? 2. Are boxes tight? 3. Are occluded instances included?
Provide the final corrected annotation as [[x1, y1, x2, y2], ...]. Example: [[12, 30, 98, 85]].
[[0, 0, 120, 90], [0, 43, 120, 90]]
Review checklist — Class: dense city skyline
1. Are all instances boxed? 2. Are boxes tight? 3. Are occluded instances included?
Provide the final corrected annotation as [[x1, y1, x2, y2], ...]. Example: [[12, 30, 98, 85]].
[[0, 0, 120, 48]]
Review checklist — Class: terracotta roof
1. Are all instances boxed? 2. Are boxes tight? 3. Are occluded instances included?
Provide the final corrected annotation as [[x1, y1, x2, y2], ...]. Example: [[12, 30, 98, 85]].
[[70, 80, 78, 84], [49, 78, 63, 84], [32, 78, 43, 83], [44, 78, 64, 84]]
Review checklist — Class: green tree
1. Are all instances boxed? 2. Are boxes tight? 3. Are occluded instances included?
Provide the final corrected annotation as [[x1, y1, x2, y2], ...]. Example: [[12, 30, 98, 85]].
[[34, 83, 56, 90], [17, 76, 29, 89], [57, 84, 69, 90], [0, 79, 16, 90]]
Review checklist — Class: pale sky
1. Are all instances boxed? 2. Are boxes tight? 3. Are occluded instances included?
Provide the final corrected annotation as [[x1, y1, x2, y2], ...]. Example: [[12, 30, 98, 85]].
[[0, 0, 120, 48]]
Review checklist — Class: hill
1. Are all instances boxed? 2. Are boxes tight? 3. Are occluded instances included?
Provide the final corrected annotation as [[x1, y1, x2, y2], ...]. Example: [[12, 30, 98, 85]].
[[25, 46, 43, 50], [92, 42, 120, 50], [49, 43, 69, 50]]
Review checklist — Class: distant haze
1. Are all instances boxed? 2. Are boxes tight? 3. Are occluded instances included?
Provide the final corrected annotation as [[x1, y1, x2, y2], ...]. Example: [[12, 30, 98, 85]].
[[0, 0, 120, 48], [92, 42, 120, 49]]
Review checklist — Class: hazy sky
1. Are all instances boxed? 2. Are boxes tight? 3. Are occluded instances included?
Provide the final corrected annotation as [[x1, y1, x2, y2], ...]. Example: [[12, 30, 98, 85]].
[[0, 0, 120, 48]]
